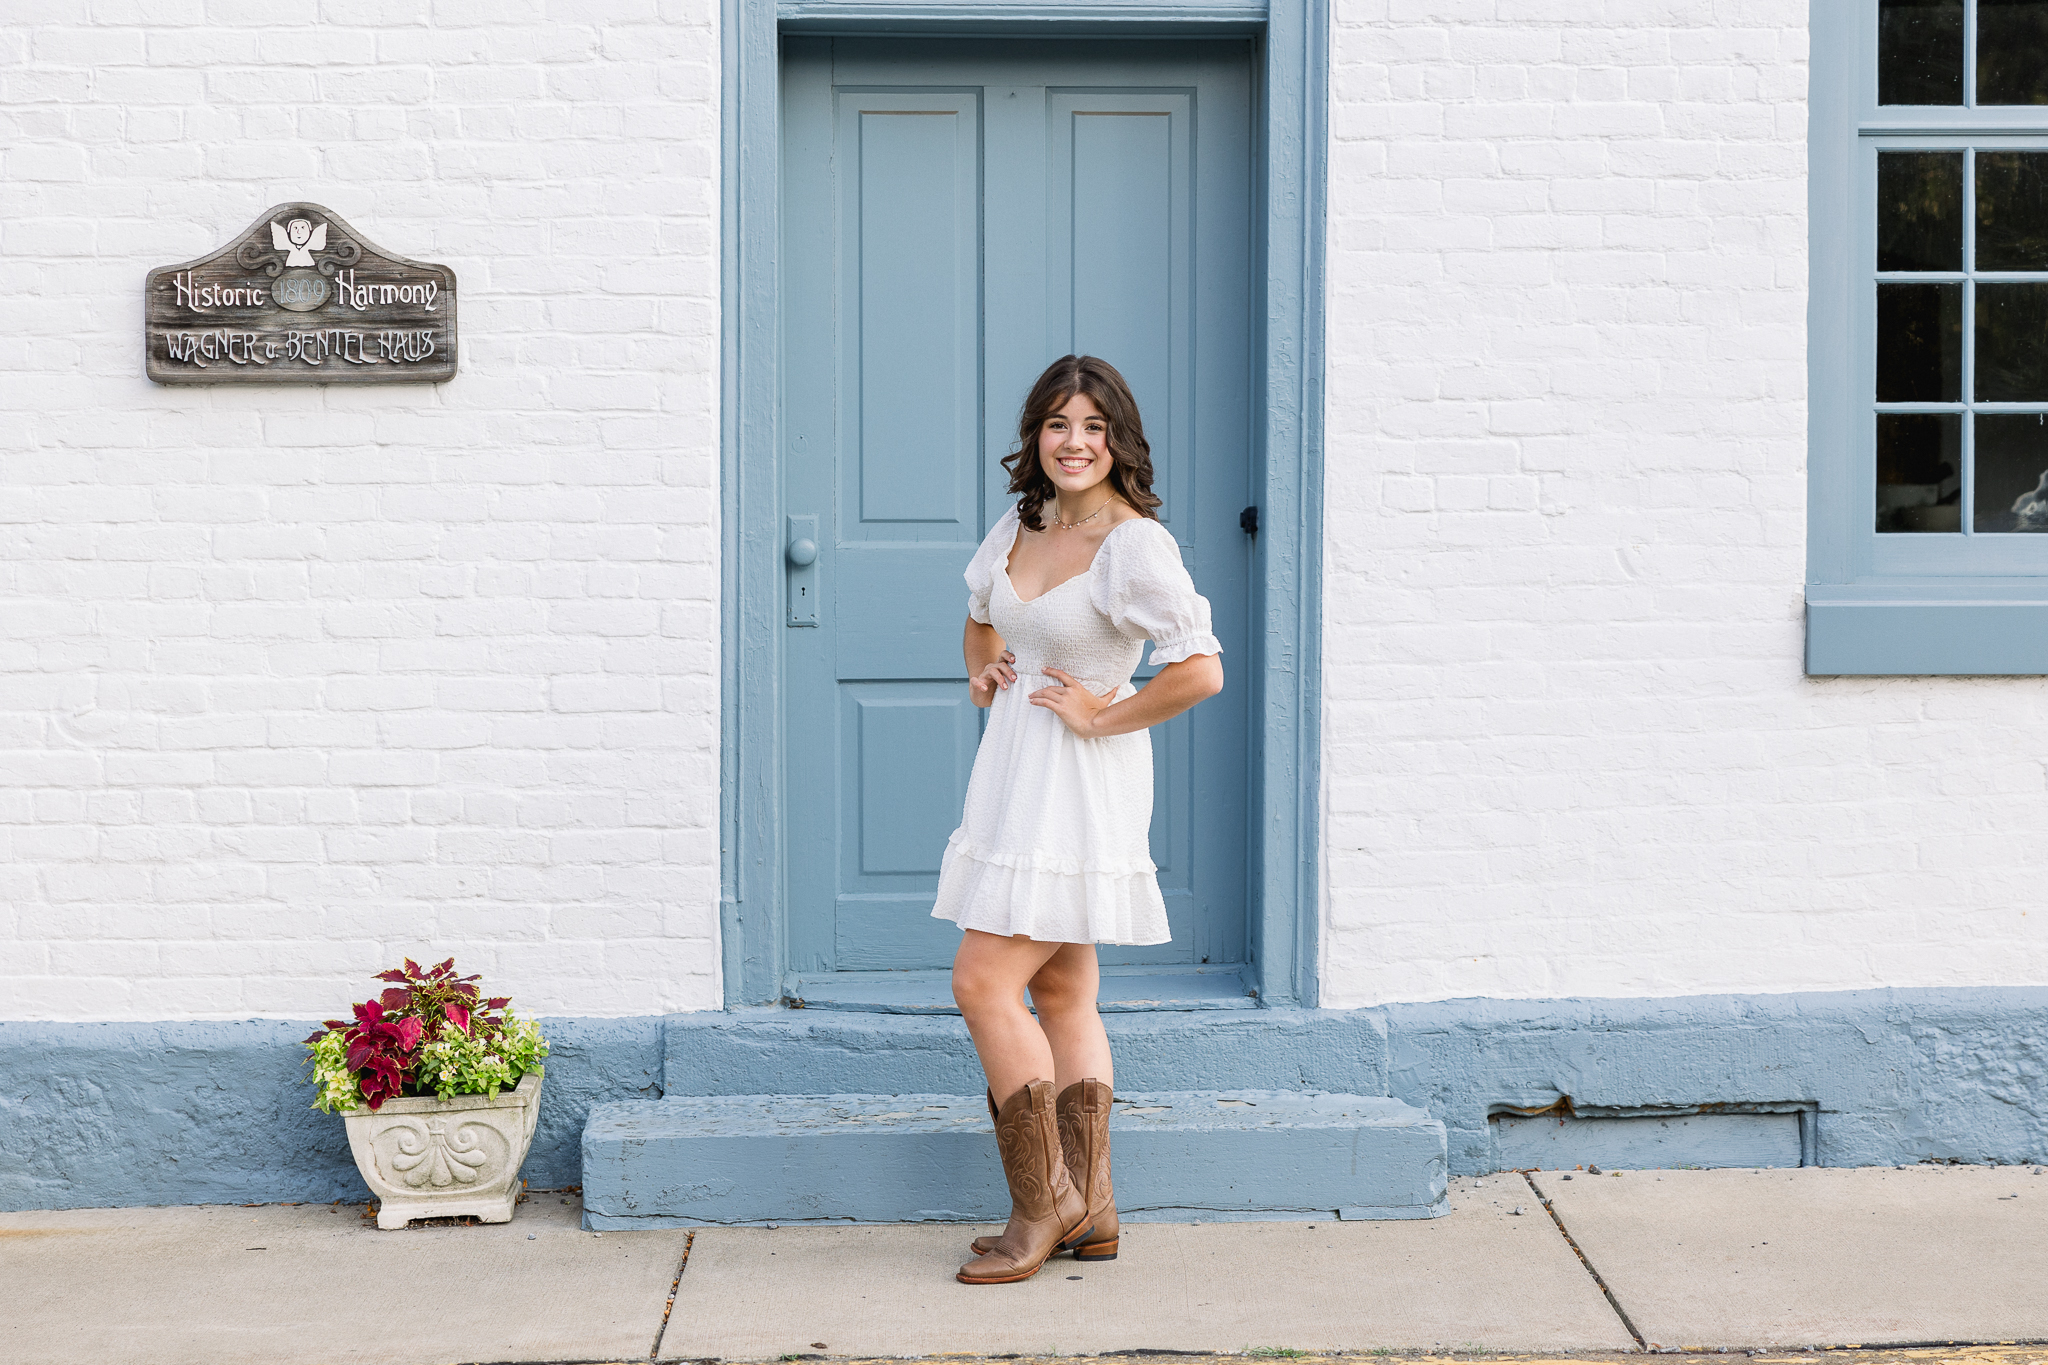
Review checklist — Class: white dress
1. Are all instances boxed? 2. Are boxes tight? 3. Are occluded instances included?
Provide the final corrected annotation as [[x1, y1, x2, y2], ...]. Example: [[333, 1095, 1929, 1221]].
[[931, 506, 1223, 946]]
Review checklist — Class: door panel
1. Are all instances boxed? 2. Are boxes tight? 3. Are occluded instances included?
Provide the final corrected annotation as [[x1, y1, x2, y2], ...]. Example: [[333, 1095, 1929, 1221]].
[[839, 93, 982, 538], [833, 684, 982, 970], [783, 38, 1253, 989], [854, 692, 973, 876], [1051, 91, 1193, 521]]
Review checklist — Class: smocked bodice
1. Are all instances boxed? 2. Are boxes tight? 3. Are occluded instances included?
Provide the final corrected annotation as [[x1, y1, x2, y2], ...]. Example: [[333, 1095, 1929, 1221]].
[[989, 566, 1147, 693], [963, 507, 1224, 688]]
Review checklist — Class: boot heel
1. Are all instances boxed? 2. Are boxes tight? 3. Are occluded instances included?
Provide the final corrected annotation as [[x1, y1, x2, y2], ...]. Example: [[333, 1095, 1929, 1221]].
[[1057, 1221, 1095, 1250], [1074, 1238, 1119, 1261]]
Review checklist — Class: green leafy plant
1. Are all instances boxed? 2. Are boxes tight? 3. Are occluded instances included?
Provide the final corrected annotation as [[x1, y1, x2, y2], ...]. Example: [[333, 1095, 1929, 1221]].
[[304, 958, 548, 1113]]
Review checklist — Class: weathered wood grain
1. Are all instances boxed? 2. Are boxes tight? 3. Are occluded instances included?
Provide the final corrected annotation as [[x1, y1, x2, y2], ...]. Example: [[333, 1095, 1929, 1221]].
[[144, 201, 457, 385]]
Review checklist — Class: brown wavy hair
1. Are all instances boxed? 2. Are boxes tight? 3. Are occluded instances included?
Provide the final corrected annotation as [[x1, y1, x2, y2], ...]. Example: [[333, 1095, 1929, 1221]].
[[1001, 355, 1163, 532]]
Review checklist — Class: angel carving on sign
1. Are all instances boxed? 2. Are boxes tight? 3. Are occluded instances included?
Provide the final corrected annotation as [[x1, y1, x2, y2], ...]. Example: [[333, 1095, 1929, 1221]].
[[271, 217, 327, 268]]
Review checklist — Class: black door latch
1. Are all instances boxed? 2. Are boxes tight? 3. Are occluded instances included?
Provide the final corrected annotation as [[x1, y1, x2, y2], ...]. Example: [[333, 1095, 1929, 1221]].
[[1239, 505, 1259, 535]]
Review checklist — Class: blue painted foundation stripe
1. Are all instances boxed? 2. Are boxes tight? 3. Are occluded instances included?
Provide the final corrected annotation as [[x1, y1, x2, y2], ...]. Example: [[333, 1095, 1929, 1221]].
[[0, 1017, 663, 1213], [7, 987, 2046, 1212]]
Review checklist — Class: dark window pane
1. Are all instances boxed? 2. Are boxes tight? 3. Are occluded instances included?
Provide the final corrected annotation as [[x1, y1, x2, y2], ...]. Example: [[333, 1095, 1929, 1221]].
[[1976, 152, 2048, 269], [1974, 412, 2048, 529], [1877, 413, 1962, 532], [1881, 0, 1964, 104], [1878, 152, 1964, 271], [1979, 0, 2048, 104], [1976, 282, 2048, 400], [1877, 282, 1964, 400]]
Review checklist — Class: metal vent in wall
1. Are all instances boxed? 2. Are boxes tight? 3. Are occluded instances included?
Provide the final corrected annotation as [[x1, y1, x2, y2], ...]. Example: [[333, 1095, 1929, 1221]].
[[1489, 1099, 1818, 1170]]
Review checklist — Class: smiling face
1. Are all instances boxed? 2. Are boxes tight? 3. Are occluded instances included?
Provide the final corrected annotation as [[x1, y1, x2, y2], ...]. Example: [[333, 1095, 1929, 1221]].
[[287, 218, 313, 247], [1001, 355, 1162, 532], [1036, 392, 1114, 502]]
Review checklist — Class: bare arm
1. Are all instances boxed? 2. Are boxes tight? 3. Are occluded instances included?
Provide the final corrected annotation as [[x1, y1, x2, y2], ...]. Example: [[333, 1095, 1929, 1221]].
[[964, 617, 1017, 708], [1031, 653, 1222, 738]]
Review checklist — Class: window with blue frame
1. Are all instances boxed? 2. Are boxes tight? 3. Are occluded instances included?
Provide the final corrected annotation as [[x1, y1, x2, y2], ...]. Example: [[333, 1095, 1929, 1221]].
[[1808, 0, 2048, 673]]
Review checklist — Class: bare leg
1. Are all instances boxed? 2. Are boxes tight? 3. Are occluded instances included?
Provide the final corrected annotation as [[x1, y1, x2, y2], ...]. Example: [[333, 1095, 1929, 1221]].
[[962, 939, 1120, 1264], [953, 930, 1066, 1103], [1027, 943, 1113, 1090]]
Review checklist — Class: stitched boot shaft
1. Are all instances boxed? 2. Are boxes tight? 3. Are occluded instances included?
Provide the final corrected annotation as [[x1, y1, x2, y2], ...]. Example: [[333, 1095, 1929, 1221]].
[[956, 1080, 1092, 1284], [1056, 1079, 1119, 1258], [970, 1079, 1119, 1261]]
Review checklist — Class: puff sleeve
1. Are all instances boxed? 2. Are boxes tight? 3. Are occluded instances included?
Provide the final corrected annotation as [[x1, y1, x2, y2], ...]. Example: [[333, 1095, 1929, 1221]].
[[963, 505, 1020, 625], [1090, 518, 1223, 666]]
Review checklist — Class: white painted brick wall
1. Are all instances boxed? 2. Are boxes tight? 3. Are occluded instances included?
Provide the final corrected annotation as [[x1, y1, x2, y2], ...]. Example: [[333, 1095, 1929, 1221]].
[[0, 1, 722, 1021], [1322, 0, 2048, 1007], [13, 3, 2045, 1025]]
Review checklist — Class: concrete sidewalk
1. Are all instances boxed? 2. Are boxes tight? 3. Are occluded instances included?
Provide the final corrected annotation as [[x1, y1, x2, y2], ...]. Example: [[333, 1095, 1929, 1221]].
[[3, 1167, 2045, 1365], [1534, 1165, 2048, 1348]]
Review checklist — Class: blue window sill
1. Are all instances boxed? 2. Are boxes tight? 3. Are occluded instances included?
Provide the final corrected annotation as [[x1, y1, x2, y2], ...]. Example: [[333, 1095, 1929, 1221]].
[[1807, 589, 2048, 674]]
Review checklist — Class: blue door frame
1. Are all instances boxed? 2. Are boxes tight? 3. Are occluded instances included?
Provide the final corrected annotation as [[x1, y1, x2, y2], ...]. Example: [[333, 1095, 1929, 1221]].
[[719, 0, 1328, 1009]]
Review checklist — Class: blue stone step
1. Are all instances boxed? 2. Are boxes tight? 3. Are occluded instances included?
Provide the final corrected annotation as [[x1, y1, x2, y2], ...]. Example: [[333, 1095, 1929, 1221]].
[[581, 1090, 1447, 1229], [661, 1006, 1392, 1100]]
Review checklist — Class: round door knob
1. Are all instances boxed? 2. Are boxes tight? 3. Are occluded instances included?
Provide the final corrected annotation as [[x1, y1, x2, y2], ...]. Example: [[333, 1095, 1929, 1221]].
[[786, 537, 818, 567]]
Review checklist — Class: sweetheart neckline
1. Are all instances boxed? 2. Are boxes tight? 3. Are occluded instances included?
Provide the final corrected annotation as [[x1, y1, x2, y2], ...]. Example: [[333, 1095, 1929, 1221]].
[[997, 561, 1092, 606], [997, 514, 1142, 604]]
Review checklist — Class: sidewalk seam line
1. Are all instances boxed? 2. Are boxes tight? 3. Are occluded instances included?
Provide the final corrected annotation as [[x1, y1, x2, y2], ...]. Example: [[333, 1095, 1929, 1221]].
[[1522, 1171, 1648, 1352], [649, 1229, 695, 1361]]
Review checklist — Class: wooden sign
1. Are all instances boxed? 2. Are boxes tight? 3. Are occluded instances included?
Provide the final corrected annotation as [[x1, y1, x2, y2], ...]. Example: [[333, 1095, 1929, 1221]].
[[145, 202, 456, 384]]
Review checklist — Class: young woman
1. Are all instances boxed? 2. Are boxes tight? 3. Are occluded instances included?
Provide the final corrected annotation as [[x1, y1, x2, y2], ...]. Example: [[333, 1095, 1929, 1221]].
[[933, 355, 1224, 1285]]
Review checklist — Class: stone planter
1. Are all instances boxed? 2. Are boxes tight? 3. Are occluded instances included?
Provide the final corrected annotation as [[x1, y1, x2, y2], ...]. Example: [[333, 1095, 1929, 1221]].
[[342, 1070, 544, 1229]]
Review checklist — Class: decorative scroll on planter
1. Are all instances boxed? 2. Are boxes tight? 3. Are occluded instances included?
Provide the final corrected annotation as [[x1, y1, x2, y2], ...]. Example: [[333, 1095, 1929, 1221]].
[[342, 1071, 543, 1230], [145, 201, 456, 384]]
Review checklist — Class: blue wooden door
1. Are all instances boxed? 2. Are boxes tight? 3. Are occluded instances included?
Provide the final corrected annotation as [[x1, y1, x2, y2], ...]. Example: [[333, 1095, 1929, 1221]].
[[781, 38, 1253, 1000]]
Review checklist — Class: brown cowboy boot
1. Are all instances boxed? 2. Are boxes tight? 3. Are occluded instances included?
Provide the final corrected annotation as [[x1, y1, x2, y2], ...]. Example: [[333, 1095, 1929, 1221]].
[[969, 1078, 1119, 1261], [1057, 1078, 1120, 1259], [956, 1080, 1093, 1285]]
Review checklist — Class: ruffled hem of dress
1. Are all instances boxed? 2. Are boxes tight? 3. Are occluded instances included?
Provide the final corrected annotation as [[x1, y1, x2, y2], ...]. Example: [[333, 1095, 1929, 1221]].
[[931, 842, 1172, 947], [941, 831, 1156, 878], [1147, 632, 1224, 666]]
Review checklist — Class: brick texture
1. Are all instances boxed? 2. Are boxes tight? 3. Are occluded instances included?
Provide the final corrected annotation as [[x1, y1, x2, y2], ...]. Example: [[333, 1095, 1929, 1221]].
[[0, 2, 721, 1020], [1322, 0, 2048, 1007], [12, 3, 2046, 1025]]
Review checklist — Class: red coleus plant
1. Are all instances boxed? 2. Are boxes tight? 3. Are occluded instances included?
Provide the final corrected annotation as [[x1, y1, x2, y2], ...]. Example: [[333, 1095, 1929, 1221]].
[[303, 958, 513, 1111]]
